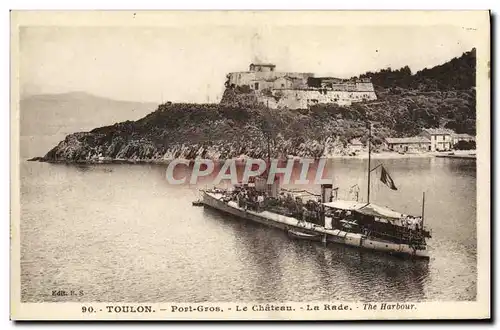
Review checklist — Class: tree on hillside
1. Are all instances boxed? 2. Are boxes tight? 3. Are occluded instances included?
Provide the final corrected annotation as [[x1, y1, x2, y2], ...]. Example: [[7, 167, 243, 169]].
[[355, 49, 475, 91]]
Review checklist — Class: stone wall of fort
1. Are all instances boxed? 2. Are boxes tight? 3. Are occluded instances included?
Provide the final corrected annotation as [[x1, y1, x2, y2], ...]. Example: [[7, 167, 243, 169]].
[[260, 89, 377, 109], [223, 64, 377, 109]]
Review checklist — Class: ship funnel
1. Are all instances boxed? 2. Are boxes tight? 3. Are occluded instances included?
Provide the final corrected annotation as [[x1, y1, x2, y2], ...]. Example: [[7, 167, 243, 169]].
[[321, 184, 333, 203]]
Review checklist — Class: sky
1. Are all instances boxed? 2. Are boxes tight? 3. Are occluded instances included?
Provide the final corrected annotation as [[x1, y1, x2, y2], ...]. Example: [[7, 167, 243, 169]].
[[19, 25, 478, 103]]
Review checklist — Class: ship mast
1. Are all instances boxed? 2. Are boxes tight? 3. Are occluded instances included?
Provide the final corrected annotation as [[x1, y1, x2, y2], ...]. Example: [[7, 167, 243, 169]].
[[421, 191, 426, 227], [265, 100, 273, 196], [266, 100, 271, 166], [366, 122, 372, 204]]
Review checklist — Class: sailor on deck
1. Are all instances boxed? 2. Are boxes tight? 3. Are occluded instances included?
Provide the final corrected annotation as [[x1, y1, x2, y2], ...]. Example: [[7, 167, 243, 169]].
[[257, 194, 264, 212]]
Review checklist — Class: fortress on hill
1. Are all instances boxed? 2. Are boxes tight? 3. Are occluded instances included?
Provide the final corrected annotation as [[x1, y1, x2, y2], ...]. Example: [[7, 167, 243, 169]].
[[224, 63, 377, 109]]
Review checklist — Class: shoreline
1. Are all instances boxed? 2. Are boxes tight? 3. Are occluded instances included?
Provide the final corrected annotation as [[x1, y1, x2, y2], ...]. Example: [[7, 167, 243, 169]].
[[27, 151, 476, 165]]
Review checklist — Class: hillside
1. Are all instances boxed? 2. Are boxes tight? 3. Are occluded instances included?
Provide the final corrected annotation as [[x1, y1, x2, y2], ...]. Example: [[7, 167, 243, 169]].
[[34, 49, 476, 162], [353, 48, 476, 135], [357, 48, 476, 92]]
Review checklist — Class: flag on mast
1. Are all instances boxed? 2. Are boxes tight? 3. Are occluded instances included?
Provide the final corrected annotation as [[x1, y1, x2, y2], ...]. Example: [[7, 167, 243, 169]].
[[380, 166, 397, 190]]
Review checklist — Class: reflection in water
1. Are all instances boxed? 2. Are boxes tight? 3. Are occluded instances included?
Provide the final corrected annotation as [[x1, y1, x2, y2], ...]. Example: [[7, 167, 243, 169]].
[[21, 158, 476, 302], [443, 158, 477, 175], [203, 207, 428, 302]]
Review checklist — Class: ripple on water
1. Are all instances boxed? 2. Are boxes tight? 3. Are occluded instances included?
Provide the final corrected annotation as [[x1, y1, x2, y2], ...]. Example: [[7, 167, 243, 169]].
[[20, 159, 477, 302]]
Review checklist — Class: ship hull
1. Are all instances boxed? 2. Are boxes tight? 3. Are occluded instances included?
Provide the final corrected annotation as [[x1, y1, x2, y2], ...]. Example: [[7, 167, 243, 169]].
[[202, 191, 429, 259]]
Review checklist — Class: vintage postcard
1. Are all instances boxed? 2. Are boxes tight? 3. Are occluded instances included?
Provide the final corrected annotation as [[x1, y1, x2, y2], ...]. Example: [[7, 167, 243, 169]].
[[10, 10, 490, 320]]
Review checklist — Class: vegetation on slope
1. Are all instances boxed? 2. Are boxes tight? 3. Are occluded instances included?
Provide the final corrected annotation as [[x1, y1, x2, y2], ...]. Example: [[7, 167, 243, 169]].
[[352, 48, 476, 135]]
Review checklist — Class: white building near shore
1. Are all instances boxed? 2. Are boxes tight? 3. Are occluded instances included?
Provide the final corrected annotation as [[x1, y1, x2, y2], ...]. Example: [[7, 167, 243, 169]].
[[420, 128, 454, 152]]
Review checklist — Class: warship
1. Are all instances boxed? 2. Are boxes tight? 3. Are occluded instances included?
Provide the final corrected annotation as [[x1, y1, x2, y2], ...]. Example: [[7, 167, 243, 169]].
[[197, 123, 431, 259]]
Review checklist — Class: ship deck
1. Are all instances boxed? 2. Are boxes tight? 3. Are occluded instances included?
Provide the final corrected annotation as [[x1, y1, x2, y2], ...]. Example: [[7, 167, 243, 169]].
[[202, 192, 429, 259]]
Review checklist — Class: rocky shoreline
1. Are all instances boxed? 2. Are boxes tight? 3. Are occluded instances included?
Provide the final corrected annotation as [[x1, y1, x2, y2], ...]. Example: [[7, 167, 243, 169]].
[[28, 151, 442, 165], [29, 148, 479, 165]]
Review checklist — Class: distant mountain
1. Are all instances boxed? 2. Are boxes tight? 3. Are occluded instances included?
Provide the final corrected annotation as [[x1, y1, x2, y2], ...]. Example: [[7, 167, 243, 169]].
[[20, 91, 158, 159], [21, 92, 158, 136]]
